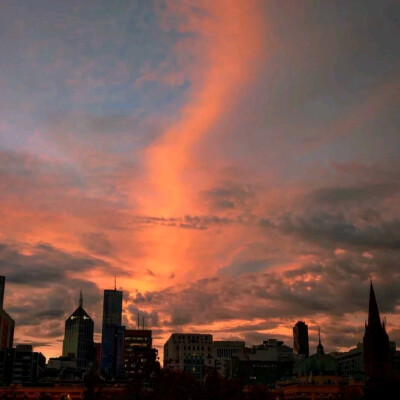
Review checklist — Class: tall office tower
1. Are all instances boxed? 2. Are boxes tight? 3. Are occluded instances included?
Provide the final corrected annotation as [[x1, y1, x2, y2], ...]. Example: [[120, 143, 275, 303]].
[[293, 321, 309, 357], [0, 276, 15, 350], [0, 276, 5, 309], [101, 286, 125, 378], [62, 292, 94, 370]]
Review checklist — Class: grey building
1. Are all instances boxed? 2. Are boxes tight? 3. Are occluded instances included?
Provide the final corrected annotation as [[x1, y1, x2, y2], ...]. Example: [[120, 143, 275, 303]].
[[332, 343, 364, 380], [164, 333, 213, 380], [212, 340, 245, 378]]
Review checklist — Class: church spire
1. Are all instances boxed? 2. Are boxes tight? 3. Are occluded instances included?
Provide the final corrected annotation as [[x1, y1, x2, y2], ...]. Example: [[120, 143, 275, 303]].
[[368, 280, 383, 329], [79, 290, 83, 308]]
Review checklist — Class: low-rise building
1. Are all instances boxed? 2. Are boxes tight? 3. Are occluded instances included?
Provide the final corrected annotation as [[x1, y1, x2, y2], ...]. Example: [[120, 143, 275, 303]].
[[123, 329, 158, 379], [0, 345, 46, 384], [212, 340, 245, 378], [164, 333, 213, 380], [232, 339, 294, 386], [332, 342, 364, 381]]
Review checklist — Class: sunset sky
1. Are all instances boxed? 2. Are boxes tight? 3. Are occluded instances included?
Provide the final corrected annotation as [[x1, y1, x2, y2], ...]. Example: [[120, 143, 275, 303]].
[[1, 0, 400, 361]]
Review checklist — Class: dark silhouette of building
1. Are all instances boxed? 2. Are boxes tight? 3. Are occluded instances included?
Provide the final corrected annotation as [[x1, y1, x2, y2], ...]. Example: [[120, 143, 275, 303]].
[[299, 328, 338, 379], [93, 342, 102, 369], [101, 283, 125, 378], [363, 281, 400, 398], [293, 321, 309, 358], [0, 276, 5, 309], [62, 291, 94, 370], [363, 281, 392, 381], [123, 329, 158, 379], [0, 345, 46, 384], [0, 276, 14, 351], [231, 339, 294, 387]]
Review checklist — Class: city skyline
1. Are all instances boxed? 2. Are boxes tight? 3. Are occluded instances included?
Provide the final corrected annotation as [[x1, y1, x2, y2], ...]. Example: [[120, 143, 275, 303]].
[[2, 276, 394, 365], [1, 0, 399, 363]]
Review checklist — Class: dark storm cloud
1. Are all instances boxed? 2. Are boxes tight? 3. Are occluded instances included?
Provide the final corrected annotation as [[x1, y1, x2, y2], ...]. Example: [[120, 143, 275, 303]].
[[126, 300, 160, 329], [131, 214, 235, 230], [131, 248, 400, 349], [202, 182, 254, 211], [279, 212, 400, 250], [0, 241, 110, 286], [1, 241, 108, 343], [310, 183, 400, 205], [218, 259, 274, 276]]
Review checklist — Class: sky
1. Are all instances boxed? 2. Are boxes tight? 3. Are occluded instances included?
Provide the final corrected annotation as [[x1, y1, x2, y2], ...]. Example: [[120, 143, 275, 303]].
[[1, 0, 400, 362]]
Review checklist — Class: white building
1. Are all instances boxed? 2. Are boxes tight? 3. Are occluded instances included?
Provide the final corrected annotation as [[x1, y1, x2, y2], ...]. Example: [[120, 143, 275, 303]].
[[164, 333, 213, 380]]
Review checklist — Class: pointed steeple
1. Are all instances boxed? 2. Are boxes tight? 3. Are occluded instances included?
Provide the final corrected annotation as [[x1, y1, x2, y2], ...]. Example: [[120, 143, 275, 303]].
[[79, 290, 83, 308], [368, 280, 383, 329]]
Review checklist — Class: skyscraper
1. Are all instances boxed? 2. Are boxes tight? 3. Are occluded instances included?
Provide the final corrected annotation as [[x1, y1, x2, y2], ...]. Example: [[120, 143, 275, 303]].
[[101, 286, 125, 378], [0, 276, 15, 351], [293, 321, 309, 357], [0, 276, 5, 309], [62, 291, 94, 370]]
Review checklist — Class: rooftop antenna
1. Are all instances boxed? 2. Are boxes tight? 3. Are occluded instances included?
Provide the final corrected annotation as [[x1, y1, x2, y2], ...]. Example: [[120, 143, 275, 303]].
[[79, 290, 83, 307], [318, 326, 321, 345], [114, 275, 117, 290]]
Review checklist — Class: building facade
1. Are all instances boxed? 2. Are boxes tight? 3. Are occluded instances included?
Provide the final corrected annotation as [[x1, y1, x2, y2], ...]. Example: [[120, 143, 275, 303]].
[[0, 345, 46, 384], [212, 341, 245, 378], [123, 329, 158, 379], [293, 320, 309, 358], [101, 288, 125, 378], [333, 343, 364, 380], [62, 292, 94, 370], [232, 339, 294, 387], [164, 333, 213, 380]]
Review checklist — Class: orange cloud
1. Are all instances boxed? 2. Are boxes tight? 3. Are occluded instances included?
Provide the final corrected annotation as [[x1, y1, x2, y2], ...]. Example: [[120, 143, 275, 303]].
[[144, 0, 265, 215], [132, 0, 265, 284]]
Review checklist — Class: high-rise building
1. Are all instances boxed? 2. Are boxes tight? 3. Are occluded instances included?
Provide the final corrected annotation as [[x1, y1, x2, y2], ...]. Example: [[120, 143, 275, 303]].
[[62, 291, 94, 370], [101, 286, 125, 378], [293, 321, 309, 358], [0, 276, 5, 309], [164, 333, 213, 380], [363, 281, 392, 382], [0, 276, 14, 351]]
